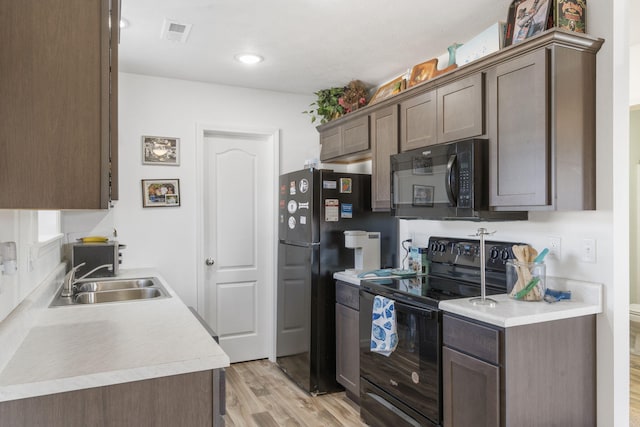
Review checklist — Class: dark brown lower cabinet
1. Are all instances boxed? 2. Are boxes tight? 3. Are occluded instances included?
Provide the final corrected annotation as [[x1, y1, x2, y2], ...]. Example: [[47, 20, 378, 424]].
[[335, 280, 360, 402], [0, 369, 224, 427], [443, 347, 499, 427], [443, 313, 595, 427]]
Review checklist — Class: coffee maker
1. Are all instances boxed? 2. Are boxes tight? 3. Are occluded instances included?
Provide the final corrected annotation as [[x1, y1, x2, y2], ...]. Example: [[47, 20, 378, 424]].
[[344, 230, 381, 273]]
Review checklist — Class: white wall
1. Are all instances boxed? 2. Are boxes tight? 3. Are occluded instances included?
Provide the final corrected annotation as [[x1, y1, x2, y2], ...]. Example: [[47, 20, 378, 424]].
[[631, 109, 640, 304], [62, 73, 319, 308], [631, 44, 640, 106]]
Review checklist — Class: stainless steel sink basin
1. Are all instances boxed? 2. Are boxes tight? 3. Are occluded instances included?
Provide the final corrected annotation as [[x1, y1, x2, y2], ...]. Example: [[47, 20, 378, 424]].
[[49, 276, 170, 307], [74, 288, 164, 304], [76, 278, 157, 293]]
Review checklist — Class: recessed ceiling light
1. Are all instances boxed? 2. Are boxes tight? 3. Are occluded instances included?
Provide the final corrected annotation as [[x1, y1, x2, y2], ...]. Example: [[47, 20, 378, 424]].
[[234, 54, 264, 65], [119, 18, 129, 29]]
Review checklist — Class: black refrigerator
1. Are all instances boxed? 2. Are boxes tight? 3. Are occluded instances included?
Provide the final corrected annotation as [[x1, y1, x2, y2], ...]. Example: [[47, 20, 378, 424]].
[[276, 168, 397, 395]]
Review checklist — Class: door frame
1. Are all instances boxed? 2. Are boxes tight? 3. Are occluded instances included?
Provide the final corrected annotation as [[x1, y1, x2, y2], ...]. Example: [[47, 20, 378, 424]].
[[195, 123, 280, 362]]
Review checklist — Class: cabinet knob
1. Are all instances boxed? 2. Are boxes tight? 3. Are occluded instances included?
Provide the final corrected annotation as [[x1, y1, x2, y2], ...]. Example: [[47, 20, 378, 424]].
[[205, 258, 215, 266]]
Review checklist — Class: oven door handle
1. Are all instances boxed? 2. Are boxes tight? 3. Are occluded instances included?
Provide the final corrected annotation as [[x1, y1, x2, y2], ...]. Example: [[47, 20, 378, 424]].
[[391, 297, 437, 320], [446, 154, 457, 207]]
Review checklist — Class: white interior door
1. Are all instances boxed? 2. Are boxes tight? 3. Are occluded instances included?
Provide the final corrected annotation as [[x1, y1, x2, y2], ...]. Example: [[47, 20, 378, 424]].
[[202, 131, 275, 363]]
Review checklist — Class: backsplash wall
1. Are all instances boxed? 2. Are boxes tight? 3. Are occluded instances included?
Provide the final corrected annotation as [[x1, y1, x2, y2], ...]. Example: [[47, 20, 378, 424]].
[[400, 210, 612, 286], [0, 211, 63, 322]]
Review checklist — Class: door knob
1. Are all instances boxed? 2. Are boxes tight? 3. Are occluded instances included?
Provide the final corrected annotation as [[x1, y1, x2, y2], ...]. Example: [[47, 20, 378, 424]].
[[205, 258, 215, 266]]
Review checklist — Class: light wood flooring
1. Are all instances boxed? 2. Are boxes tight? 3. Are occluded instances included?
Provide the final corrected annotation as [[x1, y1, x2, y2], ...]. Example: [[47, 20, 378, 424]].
[[224, 359, 367, 427], [631, 351, 640, 426]]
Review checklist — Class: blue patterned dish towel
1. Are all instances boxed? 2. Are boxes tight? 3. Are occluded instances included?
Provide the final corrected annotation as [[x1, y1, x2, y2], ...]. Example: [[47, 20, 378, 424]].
[[370, 295, 398, 357]]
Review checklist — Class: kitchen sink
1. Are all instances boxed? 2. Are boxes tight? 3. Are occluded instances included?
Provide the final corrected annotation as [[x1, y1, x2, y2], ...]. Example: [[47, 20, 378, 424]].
[[49, 276, 170, 307], [74, 288, 164, 304], [76, 278, 157, 293]]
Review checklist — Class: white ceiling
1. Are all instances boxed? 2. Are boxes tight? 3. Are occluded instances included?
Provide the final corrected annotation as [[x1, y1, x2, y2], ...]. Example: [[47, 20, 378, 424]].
[[119, 0, 640, 95]]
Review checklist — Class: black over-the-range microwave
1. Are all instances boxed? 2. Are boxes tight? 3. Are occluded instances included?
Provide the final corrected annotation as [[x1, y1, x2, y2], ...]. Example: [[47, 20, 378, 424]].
[[390, 139, 527, 221]]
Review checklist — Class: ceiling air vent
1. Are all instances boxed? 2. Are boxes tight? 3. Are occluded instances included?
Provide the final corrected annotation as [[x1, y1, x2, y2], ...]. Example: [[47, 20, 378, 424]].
[[160, 19, 193, 43]]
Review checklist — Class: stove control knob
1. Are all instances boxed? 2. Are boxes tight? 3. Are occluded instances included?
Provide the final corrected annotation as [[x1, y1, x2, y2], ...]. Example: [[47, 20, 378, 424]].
[[439, 243, 446, 252], [490, 248, 499, 259], [501, 249, 510, 260]]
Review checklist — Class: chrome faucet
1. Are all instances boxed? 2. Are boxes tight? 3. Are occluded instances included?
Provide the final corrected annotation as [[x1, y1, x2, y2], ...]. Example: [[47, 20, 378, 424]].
[[61, 262, 113, 297]]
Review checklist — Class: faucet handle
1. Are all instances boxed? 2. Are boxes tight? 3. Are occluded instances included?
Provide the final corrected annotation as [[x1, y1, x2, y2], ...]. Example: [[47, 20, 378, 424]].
[[61, 262, 87, 298], [70, 262, 86, 276]]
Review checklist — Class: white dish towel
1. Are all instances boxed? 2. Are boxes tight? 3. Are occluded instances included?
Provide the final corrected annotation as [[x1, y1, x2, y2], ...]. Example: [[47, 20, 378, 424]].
[[370, 295, 398, 357]]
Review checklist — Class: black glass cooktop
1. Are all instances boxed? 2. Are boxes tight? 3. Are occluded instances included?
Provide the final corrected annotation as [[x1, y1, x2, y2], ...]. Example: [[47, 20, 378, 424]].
[[360, 275, 503, 309]]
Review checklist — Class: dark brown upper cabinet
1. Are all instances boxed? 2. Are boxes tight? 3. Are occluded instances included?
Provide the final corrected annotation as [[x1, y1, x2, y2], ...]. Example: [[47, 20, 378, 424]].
[[487, 37, 601, 211], [316, 30, 603, 213], [319, 115, 370, 162], [0, 0, 118, 209]]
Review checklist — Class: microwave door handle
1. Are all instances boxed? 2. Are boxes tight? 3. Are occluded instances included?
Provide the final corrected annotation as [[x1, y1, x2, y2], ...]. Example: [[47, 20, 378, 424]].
[[446, 154, 457, 206]]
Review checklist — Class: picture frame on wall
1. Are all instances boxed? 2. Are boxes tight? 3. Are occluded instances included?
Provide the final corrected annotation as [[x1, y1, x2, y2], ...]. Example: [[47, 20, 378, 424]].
[[412, 156, 433, 175], [412, 185, 434, 207], [505, 0, 553, 46], [142, 179, 180, 207], [142, 136, 180, 165]]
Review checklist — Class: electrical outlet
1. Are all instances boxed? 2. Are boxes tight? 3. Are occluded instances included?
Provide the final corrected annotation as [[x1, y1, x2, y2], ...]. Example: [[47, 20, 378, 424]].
[[581, 238, 596, 263], [548, 236, 561, 259]]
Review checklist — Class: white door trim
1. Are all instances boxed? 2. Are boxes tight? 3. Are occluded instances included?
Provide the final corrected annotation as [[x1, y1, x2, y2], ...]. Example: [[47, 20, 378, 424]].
[[195, 123, 280, 362]]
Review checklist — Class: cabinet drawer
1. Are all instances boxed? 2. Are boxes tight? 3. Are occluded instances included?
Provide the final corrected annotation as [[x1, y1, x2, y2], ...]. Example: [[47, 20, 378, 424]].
[[443, 314, 500, 364], [336, 281, 359, 310]]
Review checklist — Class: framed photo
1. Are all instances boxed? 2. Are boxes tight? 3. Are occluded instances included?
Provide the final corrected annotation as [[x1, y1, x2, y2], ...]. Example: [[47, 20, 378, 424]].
[[408, 59, 437, 88], [142, 179, 180, 207], [554, 0, 585, 33], [412, 156, 433, 175], [412, 185, 434, 207], [505, 0, 552, 46], [369, 76, 406, 105], [142, 136, 180, 165]]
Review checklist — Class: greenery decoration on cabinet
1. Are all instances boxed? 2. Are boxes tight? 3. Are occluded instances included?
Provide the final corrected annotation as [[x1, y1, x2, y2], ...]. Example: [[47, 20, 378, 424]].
[[304, 80, 368, 124]]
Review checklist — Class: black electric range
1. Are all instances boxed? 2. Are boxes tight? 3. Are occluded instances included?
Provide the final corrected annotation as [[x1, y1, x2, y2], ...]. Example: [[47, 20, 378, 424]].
[[358, 236, 523, 427], [361, 236, 518, 308]]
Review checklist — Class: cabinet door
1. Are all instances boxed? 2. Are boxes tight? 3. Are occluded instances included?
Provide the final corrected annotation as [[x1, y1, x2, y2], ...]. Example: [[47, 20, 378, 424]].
[[488, 49, 549, 208], [319, 126, 342, 161], [443, 347, 500, 427], [371, 105, 398, 211], [400, 90, 437, 151], [342, 115, 370, 155], [437, 73, 484, 143], [0, 0, 115, 209], [109, 0, 119, 200], [335, 303, 360, 397]]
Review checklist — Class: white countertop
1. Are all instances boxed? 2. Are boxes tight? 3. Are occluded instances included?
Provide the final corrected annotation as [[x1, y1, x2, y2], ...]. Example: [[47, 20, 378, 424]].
[[334, 269, 409, 286], [439, 277, 603, 327], [336, 270, 603, 328], [0, 265, 229, 402], [334, 270, 364, 286]]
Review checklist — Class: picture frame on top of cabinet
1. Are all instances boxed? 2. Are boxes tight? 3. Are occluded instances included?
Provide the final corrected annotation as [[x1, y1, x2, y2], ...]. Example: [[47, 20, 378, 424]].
[[408, 59, 438, 88], [368, 75, 406, 105], [142, 179, 180, 208], [504, 0, 553, 47], [554, 0, 586, 33], [142, 135, 180, 165]]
